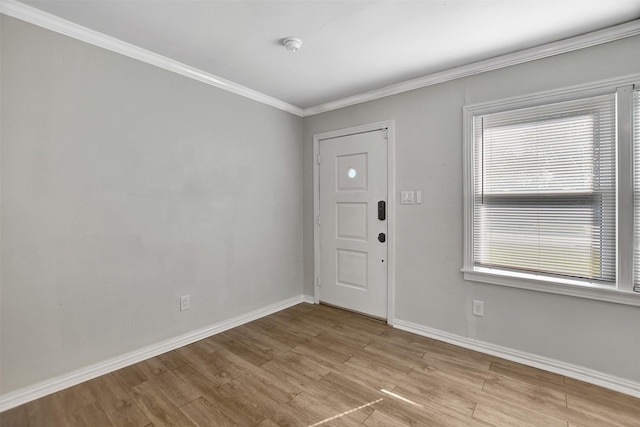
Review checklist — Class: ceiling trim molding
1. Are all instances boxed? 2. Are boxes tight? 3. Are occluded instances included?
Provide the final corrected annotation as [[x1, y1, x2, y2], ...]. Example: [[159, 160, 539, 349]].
[[0, 0, 304, 117], [2, 0, 638, 118], [302, 19, 640, 116]]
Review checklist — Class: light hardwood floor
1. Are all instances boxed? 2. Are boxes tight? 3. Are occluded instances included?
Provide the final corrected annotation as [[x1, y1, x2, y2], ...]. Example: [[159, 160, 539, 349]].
[[1, 303, 639, 426]]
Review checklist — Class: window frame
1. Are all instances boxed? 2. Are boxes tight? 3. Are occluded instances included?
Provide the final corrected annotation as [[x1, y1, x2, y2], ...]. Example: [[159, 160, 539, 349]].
[[462, 74, 640, 306]]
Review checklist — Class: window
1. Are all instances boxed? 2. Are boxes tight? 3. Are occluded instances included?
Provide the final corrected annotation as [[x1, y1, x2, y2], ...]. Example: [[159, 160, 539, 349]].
[[463, 77, 640, 305]]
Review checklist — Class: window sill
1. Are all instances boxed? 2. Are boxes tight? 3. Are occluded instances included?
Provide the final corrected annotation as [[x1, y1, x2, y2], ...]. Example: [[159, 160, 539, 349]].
[[462, 267, 640, 306]]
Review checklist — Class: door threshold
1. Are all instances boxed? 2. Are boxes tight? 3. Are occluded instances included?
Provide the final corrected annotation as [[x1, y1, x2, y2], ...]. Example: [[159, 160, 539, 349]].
[[319, 301, 387, 323]]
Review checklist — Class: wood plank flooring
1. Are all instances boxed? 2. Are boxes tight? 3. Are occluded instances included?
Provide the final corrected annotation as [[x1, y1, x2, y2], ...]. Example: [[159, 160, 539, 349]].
[[1, 303, 638, 426]]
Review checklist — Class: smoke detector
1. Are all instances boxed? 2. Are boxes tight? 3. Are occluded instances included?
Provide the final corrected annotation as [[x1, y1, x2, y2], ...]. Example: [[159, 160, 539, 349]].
[[282, 37, 302, 52]]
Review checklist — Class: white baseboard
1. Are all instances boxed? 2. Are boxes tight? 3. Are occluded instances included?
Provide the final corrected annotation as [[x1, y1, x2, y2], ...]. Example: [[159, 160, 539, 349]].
[[0, 294, 313, 412], [394, 319, 640, 399]]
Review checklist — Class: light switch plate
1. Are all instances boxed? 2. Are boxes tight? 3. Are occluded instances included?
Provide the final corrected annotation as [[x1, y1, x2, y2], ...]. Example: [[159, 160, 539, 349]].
[[401, 191, 414, 204]]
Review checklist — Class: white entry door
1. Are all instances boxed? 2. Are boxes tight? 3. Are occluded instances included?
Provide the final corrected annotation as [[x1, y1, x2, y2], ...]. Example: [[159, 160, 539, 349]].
[[318, 129, 388, 319]]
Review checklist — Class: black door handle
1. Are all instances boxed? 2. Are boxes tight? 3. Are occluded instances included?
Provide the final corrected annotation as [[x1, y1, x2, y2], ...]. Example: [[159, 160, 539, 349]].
[[378, 233, 386, 243], [378, 201, 386, 220]]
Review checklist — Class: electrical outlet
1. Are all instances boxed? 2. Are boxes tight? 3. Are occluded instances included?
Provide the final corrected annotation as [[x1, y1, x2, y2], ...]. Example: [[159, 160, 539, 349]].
[[472, 300, 484, 317], [180, 295, 190, 311]]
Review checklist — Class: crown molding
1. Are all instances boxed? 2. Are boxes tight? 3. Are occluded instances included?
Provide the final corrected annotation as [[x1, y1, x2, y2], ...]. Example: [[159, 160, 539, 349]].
[[303, 19, 640, 116], [0, 0, 304, 117], [2, 0, 638, 118]]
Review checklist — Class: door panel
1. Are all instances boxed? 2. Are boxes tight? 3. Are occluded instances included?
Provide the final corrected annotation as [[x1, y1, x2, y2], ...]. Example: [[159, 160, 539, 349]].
[[336, 203, 368, 240], [319, 129, 387, 318]]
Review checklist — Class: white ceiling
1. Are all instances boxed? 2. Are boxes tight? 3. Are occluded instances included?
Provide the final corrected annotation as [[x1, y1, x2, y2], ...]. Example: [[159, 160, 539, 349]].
[[15, 0, 640, 109]]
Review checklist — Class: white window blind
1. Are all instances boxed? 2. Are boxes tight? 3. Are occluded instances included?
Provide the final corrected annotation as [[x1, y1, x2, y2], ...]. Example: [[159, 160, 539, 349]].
[[634, 89, 640, 291], [473, 94, 616, 284]]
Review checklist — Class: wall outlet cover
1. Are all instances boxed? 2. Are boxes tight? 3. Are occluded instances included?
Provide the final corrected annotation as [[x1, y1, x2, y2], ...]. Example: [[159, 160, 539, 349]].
[[180, 295, 191, 311], [472, 300, 484, 317]]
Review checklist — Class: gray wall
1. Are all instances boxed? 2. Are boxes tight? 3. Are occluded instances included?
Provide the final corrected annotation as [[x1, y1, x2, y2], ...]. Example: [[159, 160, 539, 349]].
[[2, 10, 639, 396], [1, 16, 303, 393], [303, 36, 640, 382]]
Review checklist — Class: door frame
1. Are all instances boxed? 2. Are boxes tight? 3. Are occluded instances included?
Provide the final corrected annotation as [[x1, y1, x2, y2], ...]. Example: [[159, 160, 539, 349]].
[[313, 120, 396, 324]]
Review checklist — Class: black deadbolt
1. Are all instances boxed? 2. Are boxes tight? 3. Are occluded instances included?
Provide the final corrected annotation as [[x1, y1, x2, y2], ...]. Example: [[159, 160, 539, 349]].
[[378, 201, 386, 220], [378, 233, 386, 243]]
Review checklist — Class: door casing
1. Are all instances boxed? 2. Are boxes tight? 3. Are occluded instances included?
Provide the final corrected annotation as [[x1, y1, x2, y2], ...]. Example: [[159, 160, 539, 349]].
[[313, 120, 396, 324]]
